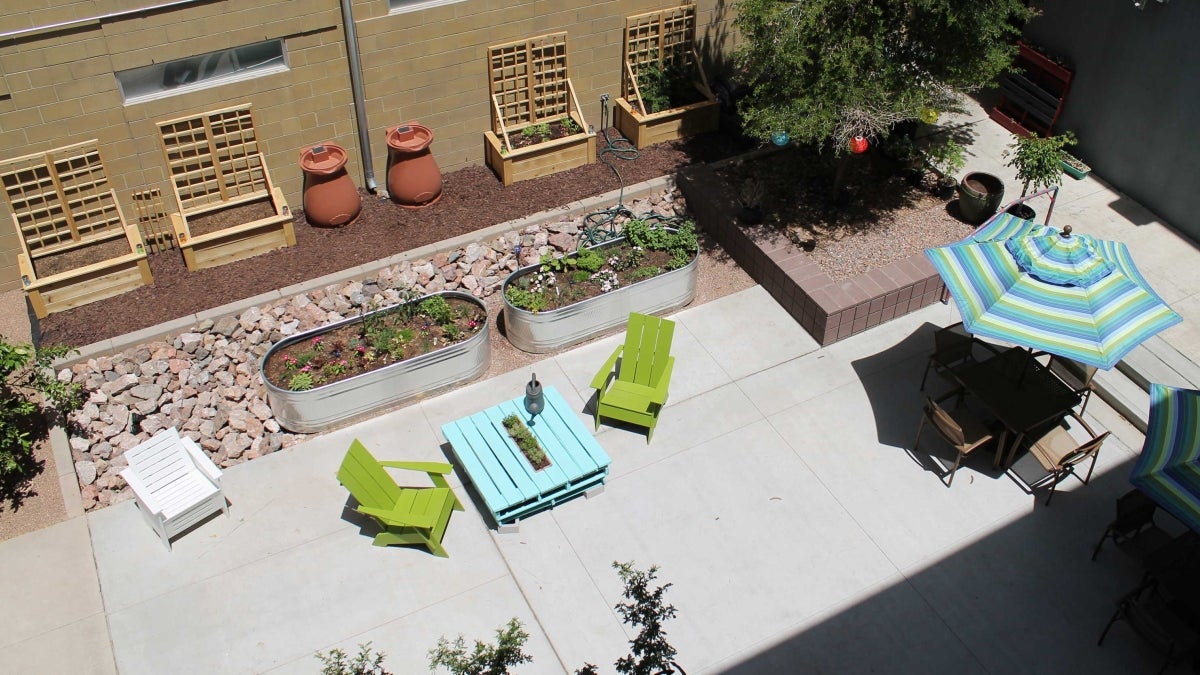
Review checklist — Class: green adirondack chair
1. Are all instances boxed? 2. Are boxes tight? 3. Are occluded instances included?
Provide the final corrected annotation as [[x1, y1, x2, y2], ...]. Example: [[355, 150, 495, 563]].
[[590, 312, 676, 443], [336, 439, 463, 557]]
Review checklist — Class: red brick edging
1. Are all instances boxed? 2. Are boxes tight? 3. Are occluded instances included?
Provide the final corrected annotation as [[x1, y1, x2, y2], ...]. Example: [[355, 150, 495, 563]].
[[677, 163, 945, 345]]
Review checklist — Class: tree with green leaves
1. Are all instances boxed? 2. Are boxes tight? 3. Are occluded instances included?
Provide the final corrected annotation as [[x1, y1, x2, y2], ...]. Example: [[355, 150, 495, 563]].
[[733, 0, 1037, 152], [1, 338, 80, 485], [613, 561, 679, 675], [428, 617, 532, 675]]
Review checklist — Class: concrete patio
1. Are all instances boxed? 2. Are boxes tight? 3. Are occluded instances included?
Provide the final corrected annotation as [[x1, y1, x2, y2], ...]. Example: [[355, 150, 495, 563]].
[[3, 97, 1200, 674], [1, 285, 1186, 674]]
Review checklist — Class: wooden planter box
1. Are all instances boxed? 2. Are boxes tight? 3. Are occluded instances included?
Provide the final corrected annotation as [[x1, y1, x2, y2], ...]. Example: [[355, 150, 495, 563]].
[[484, 127, 597, 187], [0, 140, 152, 318], [485, 33, 594, 185], [260, 291, 490, 433], [158, 104, 295, 271], [613, 93, 719, 149]]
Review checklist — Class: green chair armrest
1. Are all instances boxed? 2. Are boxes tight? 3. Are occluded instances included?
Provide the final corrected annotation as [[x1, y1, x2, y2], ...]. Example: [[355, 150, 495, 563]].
[[357, 505, 436, 529], [377, 460, 453, 475], [590, 344, 624, 391], [649, 356, 674, 404]]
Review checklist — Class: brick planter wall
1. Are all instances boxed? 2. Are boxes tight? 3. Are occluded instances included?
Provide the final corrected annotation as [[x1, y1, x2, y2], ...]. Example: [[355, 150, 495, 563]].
[[677, 162, 946, 346]]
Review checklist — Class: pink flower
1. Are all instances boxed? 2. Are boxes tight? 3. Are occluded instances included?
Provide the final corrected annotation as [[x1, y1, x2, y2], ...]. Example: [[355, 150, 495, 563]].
[[300, 365, 311, 372], [356, 345, 366, 353], [312, 336, 322, 345]]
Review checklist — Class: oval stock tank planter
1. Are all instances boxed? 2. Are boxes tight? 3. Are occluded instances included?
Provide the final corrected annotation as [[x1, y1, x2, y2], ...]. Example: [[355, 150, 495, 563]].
[[501, 234, 698, 353], [260, 292, 489, 433], [386, 123, 443, 208], [299, 142, 361, 227]]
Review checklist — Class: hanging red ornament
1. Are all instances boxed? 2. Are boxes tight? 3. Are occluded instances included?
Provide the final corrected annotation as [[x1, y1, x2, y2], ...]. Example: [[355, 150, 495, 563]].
[[849, 135, 869, 154]]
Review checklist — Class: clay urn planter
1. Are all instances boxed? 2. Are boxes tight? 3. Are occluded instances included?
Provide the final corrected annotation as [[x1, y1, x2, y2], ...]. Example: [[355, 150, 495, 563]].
[[386, 122, 443, 209], [299, 142, 361, 228], [956, 171, 1005, 225]]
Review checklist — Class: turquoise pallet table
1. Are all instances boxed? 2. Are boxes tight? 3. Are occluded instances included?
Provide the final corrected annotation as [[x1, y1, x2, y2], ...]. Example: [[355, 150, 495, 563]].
[[441, 386, 610, 527]]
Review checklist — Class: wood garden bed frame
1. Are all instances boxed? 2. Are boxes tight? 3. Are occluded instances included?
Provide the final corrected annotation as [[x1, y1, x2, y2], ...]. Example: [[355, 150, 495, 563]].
[[613, 3, 719, 149], [485, 32, 596, 186], [157, 104, 294, 271], [0, 140, 151, 318]]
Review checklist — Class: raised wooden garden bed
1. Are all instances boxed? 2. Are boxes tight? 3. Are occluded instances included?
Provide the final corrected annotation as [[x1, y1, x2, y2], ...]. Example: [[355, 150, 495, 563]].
[[157, 104, 295, 271], [613, 4, 719, 149], [0, 140, 152, 318], [485, 32, 596, 186]]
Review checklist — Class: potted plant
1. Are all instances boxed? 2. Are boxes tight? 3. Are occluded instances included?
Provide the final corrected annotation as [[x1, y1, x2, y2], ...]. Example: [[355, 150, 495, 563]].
[[260, 291, 489, 432], [736, 177, 766, 224], [613, 5, 720, 148], [956, 172, 1006, 225], [923, 138, 966, 199], [1002, 131, 1077, 219], [1059, 149, 1091, 180], [501, 219, 699, 353]]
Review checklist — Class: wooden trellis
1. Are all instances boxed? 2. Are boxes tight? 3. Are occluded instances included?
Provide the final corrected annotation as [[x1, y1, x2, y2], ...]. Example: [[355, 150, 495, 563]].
[[621, 3, 713, 112], [132, 188, 175, 254], [0, 140, 151, 318], [488, 32, 588, 152], [157, 104, 294, 271], [614, 3, 719, 148]]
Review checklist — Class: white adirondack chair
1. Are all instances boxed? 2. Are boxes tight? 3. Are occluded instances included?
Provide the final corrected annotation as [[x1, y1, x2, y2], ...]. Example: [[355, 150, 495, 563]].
[[119, 427, 228, 550]]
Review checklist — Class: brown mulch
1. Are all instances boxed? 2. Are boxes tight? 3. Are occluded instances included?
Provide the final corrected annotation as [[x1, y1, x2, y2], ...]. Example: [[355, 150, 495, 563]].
[[186, 199, 278, 238], [37, 129, 755, 348]]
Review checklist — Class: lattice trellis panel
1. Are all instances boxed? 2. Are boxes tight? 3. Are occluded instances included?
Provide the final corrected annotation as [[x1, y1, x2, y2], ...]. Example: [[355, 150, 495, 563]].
[[132, 188, 175, 254], [621, 4, 702, 102], [158, 104, 268, 214], [488, 32, 573, 134], [0, 140, 127, 257]]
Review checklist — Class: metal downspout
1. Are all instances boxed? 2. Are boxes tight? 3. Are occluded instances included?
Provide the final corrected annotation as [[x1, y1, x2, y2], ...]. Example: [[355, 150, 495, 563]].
[[339, 0, 377, 192]]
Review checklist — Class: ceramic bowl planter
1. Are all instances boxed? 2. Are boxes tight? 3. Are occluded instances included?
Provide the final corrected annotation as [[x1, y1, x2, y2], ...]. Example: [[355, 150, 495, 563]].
[[956, 172, 1005, 225], [260, 291, 489, 433], [501, 231, 698, 353]]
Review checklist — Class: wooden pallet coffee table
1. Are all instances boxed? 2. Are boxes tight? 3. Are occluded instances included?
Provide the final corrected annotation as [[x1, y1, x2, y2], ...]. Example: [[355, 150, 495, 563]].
[[441, 386, 610, 528]]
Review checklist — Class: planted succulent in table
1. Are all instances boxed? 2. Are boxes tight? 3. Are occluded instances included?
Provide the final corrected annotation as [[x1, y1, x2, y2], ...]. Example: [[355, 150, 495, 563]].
[[504, 220, 698, 312], [262, 293, 485, 392], [501, 414, 550, 470]]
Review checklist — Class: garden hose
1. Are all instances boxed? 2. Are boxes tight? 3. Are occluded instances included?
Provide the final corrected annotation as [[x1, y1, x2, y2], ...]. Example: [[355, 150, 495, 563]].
[[578, 96, 683, 247]]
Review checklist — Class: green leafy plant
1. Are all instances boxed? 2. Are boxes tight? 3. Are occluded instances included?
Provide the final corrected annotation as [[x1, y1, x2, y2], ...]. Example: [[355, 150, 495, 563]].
[[613, 561, 680, 675], [501, 414, 549, 469], [560, 115, 581, 134], [504, 285, 549, 312], [428, 617, 533, 675], [622, 219, 697, 270], [924, 138, 966, 183], [0, 338, 81, 478], [733, 0, 1036, 153], [1004, 132, 1077, 196], [635, 53, 694, 114], [287, 372, 314, 391], [316, 642, 391, 675], [419, 295, 454, 326], [629, 266, 662, 281], [521, 122, 551, 141]]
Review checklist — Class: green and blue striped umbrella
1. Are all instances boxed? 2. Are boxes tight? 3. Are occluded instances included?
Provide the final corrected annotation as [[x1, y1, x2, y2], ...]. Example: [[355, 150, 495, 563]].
[[925, 213, 1182, 369], [1131, 383, 1200, 533]]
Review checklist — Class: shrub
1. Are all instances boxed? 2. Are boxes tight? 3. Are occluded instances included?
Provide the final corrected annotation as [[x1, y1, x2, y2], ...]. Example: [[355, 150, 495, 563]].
[[0, 338, 81, 478], [419, 296, 454, 326], [613, 561, 679, 675], [316, 642, 391, 675], [428, 617, 532, 675]]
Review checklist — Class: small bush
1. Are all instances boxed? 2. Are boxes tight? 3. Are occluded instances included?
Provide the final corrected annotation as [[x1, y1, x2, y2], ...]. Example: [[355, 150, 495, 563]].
[[316, 642, 391, 675], [419, 296, 454, 326], [429, 617, 532, 675], [0, 338, 81, 478]]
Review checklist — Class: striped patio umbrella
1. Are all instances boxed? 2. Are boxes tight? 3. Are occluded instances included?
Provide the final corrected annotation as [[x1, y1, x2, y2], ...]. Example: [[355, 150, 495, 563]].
[[1131, 383, 1200, 533], [925, 213, 1182, 369]]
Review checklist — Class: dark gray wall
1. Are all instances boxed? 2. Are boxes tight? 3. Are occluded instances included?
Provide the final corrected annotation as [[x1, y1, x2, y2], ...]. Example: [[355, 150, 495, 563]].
[[1023, 1, 1200, 240]]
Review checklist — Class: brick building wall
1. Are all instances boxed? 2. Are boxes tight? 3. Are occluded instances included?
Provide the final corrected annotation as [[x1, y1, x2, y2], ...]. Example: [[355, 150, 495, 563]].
[[0, 0, 734, 292]]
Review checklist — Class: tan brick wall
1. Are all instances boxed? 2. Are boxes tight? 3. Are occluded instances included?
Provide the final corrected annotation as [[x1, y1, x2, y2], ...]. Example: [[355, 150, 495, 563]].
[[0, 0, 735, 292]]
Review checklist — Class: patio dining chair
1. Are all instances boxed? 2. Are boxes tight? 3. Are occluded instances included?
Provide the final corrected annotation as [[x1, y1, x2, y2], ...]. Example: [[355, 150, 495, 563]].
[[1011, 411, 1108, 506], [1098, 578, 1199, 675], [913, 392, 998, 487], [1092, 488, 1172, 562], [919, 322, 1001, 392], [1046, 354, 1098, 416]]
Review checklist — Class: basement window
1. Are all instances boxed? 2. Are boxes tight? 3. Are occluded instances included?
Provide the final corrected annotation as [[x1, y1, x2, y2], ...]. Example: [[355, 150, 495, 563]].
[[388, 0, 466, 14], [116, 40, 287, 104]]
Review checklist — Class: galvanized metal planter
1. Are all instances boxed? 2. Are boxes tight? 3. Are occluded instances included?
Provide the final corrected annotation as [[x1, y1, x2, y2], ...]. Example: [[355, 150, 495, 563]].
[[501, 234, 698, 353], [260, 291, 490, 433]]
